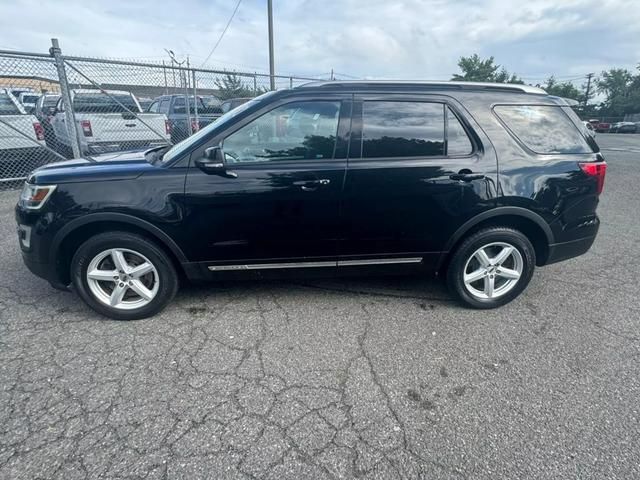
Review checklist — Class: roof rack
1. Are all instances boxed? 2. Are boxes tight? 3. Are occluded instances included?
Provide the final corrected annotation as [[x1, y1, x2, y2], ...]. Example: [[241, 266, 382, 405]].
[[297, 80, 546, 95]]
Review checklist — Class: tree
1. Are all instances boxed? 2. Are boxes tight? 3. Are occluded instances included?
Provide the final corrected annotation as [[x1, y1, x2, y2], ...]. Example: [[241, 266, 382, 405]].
[[214, 73, 266, 100], [596, 68, 639, 117], [452, 54, 523, 84], [543, 76, 583, 101]]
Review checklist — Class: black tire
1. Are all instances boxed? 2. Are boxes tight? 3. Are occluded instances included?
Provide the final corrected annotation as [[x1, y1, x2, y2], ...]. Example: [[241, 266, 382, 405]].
[[71, 231, 179, 320], [446, 227, 536, 309]]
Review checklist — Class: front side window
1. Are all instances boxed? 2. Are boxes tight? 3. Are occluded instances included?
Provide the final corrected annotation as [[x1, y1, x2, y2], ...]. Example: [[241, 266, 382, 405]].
[[0, 95, 21, 115], [223, 101, 340, 164], [148, 101, 159, 113], [494, 105, 592, 154]]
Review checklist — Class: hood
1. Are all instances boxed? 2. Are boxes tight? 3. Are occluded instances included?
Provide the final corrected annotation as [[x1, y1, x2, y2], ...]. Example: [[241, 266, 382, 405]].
[[28, 148, 157, 185]]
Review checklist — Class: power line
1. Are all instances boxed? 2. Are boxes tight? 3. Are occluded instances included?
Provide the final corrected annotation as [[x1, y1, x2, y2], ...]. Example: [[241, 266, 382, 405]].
[[200, 0, 243, 67]]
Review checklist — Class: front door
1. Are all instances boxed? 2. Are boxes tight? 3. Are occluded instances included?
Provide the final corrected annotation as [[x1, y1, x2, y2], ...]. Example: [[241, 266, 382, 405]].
[[340, 96, 497, 269], [182, 98, 351, 268]]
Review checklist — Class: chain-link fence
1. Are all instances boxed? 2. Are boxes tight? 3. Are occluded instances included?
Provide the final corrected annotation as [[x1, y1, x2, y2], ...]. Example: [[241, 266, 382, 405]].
[[0, 39, 316, 187]]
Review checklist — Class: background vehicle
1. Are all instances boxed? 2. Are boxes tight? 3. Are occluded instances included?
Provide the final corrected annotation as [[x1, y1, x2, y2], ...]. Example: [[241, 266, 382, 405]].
[[220, 97, 252, 113], [148, 94, 222, 143], [16, 81, 606, 320], [33, 94, 60, 148], [51, 89, 170, 156], [137, 97, 153, 111], [595, 121, 611, 133], [583, 120, 596, 137], [18, 92, 40, 114], [0, 89, 46, 178], [610, 121, 637, 133]]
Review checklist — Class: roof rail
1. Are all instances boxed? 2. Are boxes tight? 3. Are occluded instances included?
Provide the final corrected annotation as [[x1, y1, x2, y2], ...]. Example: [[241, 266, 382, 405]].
[[297, 80, 547, 95]]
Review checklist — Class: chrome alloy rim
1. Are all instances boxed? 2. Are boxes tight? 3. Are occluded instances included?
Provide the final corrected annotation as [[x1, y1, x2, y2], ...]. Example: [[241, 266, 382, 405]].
[[86, 248, 159, 310], [463, 242, 523, 300]]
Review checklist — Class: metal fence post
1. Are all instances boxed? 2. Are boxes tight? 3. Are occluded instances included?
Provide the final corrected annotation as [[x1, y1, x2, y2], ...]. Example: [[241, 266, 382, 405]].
[[192, 69, 198, 129], [49, 38, 81, 158]]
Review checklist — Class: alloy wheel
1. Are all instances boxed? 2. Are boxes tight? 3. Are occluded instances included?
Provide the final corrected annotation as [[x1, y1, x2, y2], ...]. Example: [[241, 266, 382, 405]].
[[85, 248, 159, 310], [462, 242, 523, 300]]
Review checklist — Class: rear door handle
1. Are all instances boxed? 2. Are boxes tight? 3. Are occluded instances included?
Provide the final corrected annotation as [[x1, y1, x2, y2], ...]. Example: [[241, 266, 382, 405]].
[[294, 178, 331, 191], [449, 173, 485, 182]]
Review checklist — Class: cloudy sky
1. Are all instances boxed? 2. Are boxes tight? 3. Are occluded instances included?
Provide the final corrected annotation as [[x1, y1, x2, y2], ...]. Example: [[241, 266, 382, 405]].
[[1, 0, 638, 84]]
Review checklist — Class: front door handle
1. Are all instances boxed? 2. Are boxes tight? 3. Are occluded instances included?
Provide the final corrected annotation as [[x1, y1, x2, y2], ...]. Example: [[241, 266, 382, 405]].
[[294, 178, 331, 191], [449, 173, 485, 182]]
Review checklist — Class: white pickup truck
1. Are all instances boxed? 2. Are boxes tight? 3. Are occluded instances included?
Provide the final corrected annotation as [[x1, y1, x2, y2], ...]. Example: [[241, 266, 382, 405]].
[[51, 89, 171, 156], [0, 89, 47, 180]]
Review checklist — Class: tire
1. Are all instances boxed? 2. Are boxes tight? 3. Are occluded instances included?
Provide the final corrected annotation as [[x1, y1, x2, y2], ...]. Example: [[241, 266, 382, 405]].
[[71, 231, 179, 320], [446, 227, 536, 309]]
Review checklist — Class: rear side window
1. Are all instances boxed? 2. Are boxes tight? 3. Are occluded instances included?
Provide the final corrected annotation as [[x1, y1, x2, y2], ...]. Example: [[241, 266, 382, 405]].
[[447, 107, 473, 156], [0, 95, 21, 115], [361, 101, 474, 158], [362, 101, 444, 158], [494, 105, 591, 154]]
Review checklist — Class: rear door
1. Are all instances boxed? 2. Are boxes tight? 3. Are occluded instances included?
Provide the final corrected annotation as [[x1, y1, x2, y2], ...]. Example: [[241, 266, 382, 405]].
[[340, 95, 497, 269]]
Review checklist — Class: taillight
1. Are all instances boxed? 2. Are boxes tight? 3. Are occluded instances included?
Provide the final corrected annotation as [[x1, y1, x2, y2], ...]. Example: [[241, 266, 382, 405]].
[[33, 122, 45, 141], [165, 119, 171, 135], [191, 119, 199, 133], [579, 161, 607, 195], [80, 119, 93, 137]]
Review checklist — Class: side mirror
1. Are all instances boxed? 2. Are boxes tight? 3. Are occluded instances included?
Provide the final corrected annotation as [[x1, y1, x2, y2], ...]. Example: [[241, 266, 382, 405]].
[[195, 146, 237, 178]]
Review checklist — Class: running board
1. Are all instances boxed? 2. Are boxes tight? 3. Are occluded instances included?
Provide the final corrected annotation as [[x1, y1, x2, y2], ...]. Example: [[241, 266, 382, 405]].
[[207, 257, 423, 271]]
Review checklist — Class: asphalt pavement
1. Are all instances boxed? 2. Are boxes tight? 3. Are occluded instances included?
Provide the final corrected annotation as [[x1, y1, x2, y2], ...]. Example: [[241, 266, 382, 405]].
[[0, 134, 639, 479]]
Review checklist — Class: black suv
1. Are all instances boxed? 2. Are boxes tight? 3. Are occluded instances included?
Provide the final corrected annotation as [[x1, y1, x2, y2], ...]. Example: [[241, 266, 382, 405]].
[[16, 81, 606, 320]]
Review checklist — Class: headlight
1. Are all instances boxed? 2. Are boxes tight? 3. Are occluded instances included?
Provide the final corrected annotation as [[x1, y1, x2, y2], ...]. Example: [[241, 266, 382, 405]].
[[19, 184, 57, 210]]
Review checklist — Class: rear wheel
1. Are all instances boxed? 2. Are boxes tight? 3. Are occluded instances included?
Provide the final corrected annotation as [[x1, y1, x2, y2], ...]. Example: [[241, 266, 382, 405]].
[[447, 227, 536, 309], [71, 232, 178, 320]]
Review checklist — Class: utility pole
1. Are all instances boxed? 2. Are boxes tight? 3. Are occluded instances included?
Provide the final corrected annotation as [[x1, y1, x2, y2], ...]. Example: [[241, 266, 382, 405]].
[[584, 73, 594, 108], [267, 0, 275, 91]]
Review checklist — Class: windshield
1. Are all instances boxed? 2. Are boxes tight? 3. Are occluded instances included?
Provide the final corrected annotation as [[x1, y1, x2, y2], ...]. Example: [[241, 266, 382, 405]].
[[73, 92, 141, 113], [43, 96, 60, 107], [174, 96, 205, 114], [21, 95, 39, 104], [0, 95, 21, 115], [162, 91, 276, 163]]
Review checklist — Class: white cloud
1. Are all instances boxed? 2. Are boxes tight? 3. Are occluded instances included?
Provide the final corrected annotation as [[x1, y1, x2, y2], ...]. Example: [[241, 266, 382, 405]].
[[0, 0, 638, 84]]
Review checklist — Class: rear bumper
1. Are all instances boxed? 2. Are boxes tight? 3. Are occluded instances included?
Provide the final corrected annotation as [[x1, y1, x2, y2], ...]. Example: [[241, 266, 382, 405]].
[[545, 235, 597, 265]]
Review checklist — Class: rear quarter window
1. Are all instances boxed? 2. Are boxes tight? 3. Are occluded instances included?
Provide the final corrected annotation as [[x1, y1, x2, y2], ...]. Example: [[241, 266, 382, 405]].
[[494, 105, 592, 154]]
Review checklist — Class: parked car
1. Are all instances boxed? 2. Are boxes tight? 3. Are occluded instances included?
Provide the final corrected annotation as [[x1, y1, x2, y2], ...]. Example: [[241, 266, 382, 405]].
[[220, 97, 252, 113], [17, 92, 40, 114], [0, 89, 46, 179], [33, 94, 60, 148], [594, 122, 610, 133], [610, 121, 637, 133], [16, 81, 606, 320], [137, 97, 153, 112], [148, 94, 222, 143], [50, 89, 170, 156], [582, 120, 596, 137]]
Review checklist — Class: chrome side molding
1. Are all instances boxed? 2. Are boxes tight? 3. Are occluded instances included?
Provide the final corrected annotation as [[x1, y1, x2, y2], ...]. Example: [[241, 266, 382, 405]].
[[207, 257, 422, 271]]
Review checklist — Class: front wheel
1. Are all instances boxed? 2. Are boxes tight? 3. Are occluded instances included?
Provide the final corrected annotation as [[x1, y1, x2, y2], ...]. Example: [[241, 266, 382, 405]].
[[71, 232, 179, 320], [447, 227, 536, 309]]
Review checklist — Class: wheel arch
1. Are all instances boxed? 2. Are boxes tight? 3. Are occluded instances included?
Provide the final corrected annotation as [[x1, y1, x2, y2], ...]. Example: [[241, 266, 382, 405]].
[[439, 207, 554, 272], [51, 213, 187, 286]]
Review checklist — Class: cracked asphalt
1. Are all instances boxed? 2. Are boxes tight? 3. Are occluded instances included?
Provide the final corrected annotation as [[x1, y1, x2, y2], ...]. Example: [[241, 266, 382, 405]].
[[1, 134, 639, 479]]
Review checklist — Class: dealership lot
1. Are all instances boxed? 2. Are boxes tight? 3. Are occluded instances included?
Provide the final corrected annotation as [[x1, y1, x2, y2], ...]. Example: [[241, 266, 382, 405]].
[[0, 134, 639, 479]]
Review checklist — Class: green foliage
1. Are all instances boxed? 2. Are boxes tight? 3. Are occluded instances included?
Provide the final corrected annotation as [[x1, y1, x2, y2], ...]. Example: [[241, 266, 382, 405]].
[[452, 54, 523, 84], [595, 67, 640, 117], [214, 73, 268, 100], [543, 76, 584, 101]]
